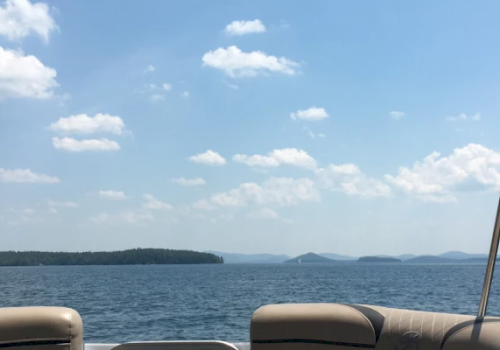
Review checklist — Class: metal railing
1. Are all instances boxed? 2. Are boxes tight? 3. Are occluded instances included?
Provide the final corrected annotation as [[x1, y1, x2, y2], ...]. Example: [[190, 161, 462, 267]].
[[478, 195, 500, 317], [104, 341, 246, 350]]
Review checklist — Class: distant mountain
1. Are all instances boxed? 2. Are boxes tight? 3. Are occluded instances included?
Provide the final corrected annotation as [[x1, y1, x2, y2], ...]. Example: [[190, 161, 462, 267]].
[[206, 251, 290, 264], [405, 255, 492, 264], [285, 252, 335, 264], [395, 254, 417, 261], [319, 253, 357, 260], [373, 254, 415, 260], [439, 251, 488, 260], [207, 250, 492, 264], [358, 256, 401, 263], [405, 255, 454, 264]]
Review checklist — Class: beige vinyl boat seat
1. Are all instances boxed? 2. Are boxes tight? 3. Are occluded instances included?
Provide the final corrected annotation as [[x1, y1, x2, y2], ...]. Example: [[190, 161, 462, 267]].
[[0, 307, 83, 350], [251, 303, 500, 350]]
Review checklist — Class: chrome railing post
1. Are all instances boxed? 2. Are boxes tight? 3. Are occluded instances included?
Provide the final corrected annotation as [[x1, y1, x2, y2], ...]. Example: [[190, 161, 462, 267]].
[[478, 195, 500, 317]]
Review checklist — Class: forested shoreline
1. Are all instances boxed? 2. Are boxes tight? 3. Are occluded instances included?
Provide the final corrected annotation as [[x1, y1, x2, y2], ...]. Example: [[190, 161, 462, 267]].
[[0, 248, 224, 266]]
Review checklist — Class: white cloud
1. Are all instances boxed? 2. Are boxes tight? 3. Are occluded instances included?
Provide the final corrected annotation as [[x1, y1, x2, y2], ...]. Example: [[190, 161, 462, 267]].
[[317, 163, 392, 197], [304, 128, 326, 139], [163, 83, 172, 91], [143, 193, 173, 211], [0, 46, 57, 100], [223, 80, 239, 90], [150, 94, 164, 101], [0, 168, 59, 183], [290, 107, 329, 121], [233, 148, 317, 169], [389, 111, 405, 120], [49, 113, 125, 135], [446, 113, 481, 122], [246, 207, 279, 220], [52, 137, 120, 152], [192, 199, 217, 211], [91, 211, 154, 226], [188, 150, 226, 166], [99, 190, 128, 200], [172, 177, 206, 187], [4, 207, 44, 225], [144, 65, 155, 74], [202, 46, 299, 78], [181, 91, 189, 98], [47, 200, 78, 208], [0, 0, 57, 42], [385, 143, 500, 202], [210, 177, 320, 207], [224, 19, 266, 36]]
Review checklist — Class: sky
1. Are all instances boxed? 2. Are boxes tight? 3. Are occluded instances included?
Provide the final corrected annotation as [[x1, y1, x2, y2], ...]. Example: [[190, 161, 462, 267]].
[[2, 0, 500, 256]]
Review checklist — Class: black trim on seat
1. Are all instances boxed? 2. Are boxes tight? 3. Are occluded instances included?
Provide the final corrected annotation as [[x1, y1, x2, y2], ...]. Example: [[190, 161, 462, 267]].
[[0, 341, 68, 348], [252, 339, 375, 348], [440, 318, 500, 349], [345, 304, 385, 342]]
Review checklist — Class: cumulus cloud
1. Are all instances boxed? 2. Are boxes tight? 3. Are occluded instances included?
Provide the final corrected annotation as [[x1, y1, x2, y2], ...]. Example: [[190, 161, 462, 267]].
[[150, 94, 164, 101], [310, 130, 326, 139], [385, 143, 500, 202], [143, 65, 155, 74], [446, 113, 481, 122], [290, 107, 329, 121], [0, 46, 57, 99], [0, 168, 59, 183], [3, 207, 45, 225], [202, 46, 299, 78], [99, 190, 128, 200], [0, 0, 57, 42], [210, 177, 320, 207], [172, 177, 206, 187], [181, 91, 189, 98], [246, 207, 279, 220], [188, 150, 226, 166], [224, 19, 266, 36], [143, 193, 173, 211], [52, 137, 120, 152], [49, 113, 125, 135], [233, 148, 317, 169], [163, 83, 172, 91], [317, 164, 391, 197], [389, 111, 405, 120], [192, 199, 217, 211], [223, 80, 239, 90], [91, 211, 154, 226]]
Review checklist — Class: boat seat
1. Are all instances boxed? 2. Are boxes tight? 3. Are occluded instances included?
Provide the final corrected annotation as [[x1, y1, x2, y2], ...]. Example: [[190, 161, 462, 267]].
[[251, 303, 500, 349], [0, 307, 83, 350]]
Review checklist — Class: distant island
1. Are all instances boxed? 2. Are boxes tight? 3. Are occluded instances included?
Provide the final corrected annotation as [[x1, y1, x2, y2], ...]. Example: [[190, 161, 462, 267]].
[[358, 256, 401, 263], [206, 251, 291, 264], [0, 248, 224, 266], [284, 252, 335, 264]]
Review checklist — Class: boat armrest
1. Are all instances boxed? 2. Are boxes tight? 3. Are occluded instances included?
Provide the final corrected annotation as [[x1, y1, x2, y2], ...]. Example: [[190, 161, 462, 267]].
[[0, 307, 83, 350]]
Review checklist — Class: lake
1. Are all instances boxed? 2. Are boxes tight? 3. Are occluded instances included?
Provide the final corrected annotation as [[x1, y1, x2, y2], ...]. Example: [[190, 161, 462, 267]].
[[1, 263, 499, 343]]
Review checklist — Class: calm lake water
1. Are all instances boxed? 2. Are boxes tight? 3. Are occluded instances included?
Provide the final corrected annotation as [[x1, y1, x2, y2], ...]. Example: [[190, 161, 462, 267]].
[[1, 263, 499, 343]]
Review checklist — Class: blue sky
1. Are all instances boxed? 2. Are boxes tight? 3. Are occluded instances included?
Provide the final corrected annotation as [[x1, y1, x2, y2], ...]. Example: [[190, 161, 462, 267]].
[[1, 0, 500, 256]]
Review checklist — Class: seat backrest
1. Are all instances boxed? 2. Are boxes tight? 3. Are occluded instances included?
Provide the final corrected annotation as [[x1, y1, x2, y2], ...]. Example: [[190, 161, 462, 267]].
[[250, 303, 500, 350], [0, 307, 83, 350]]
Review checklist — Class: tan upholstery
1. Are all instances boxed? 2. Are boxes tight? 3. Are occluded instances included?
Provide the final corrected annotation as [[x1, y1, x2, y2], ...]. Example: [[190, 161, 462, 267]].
[[0, 307, 83, 350], [251, 303, 500, 350]]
